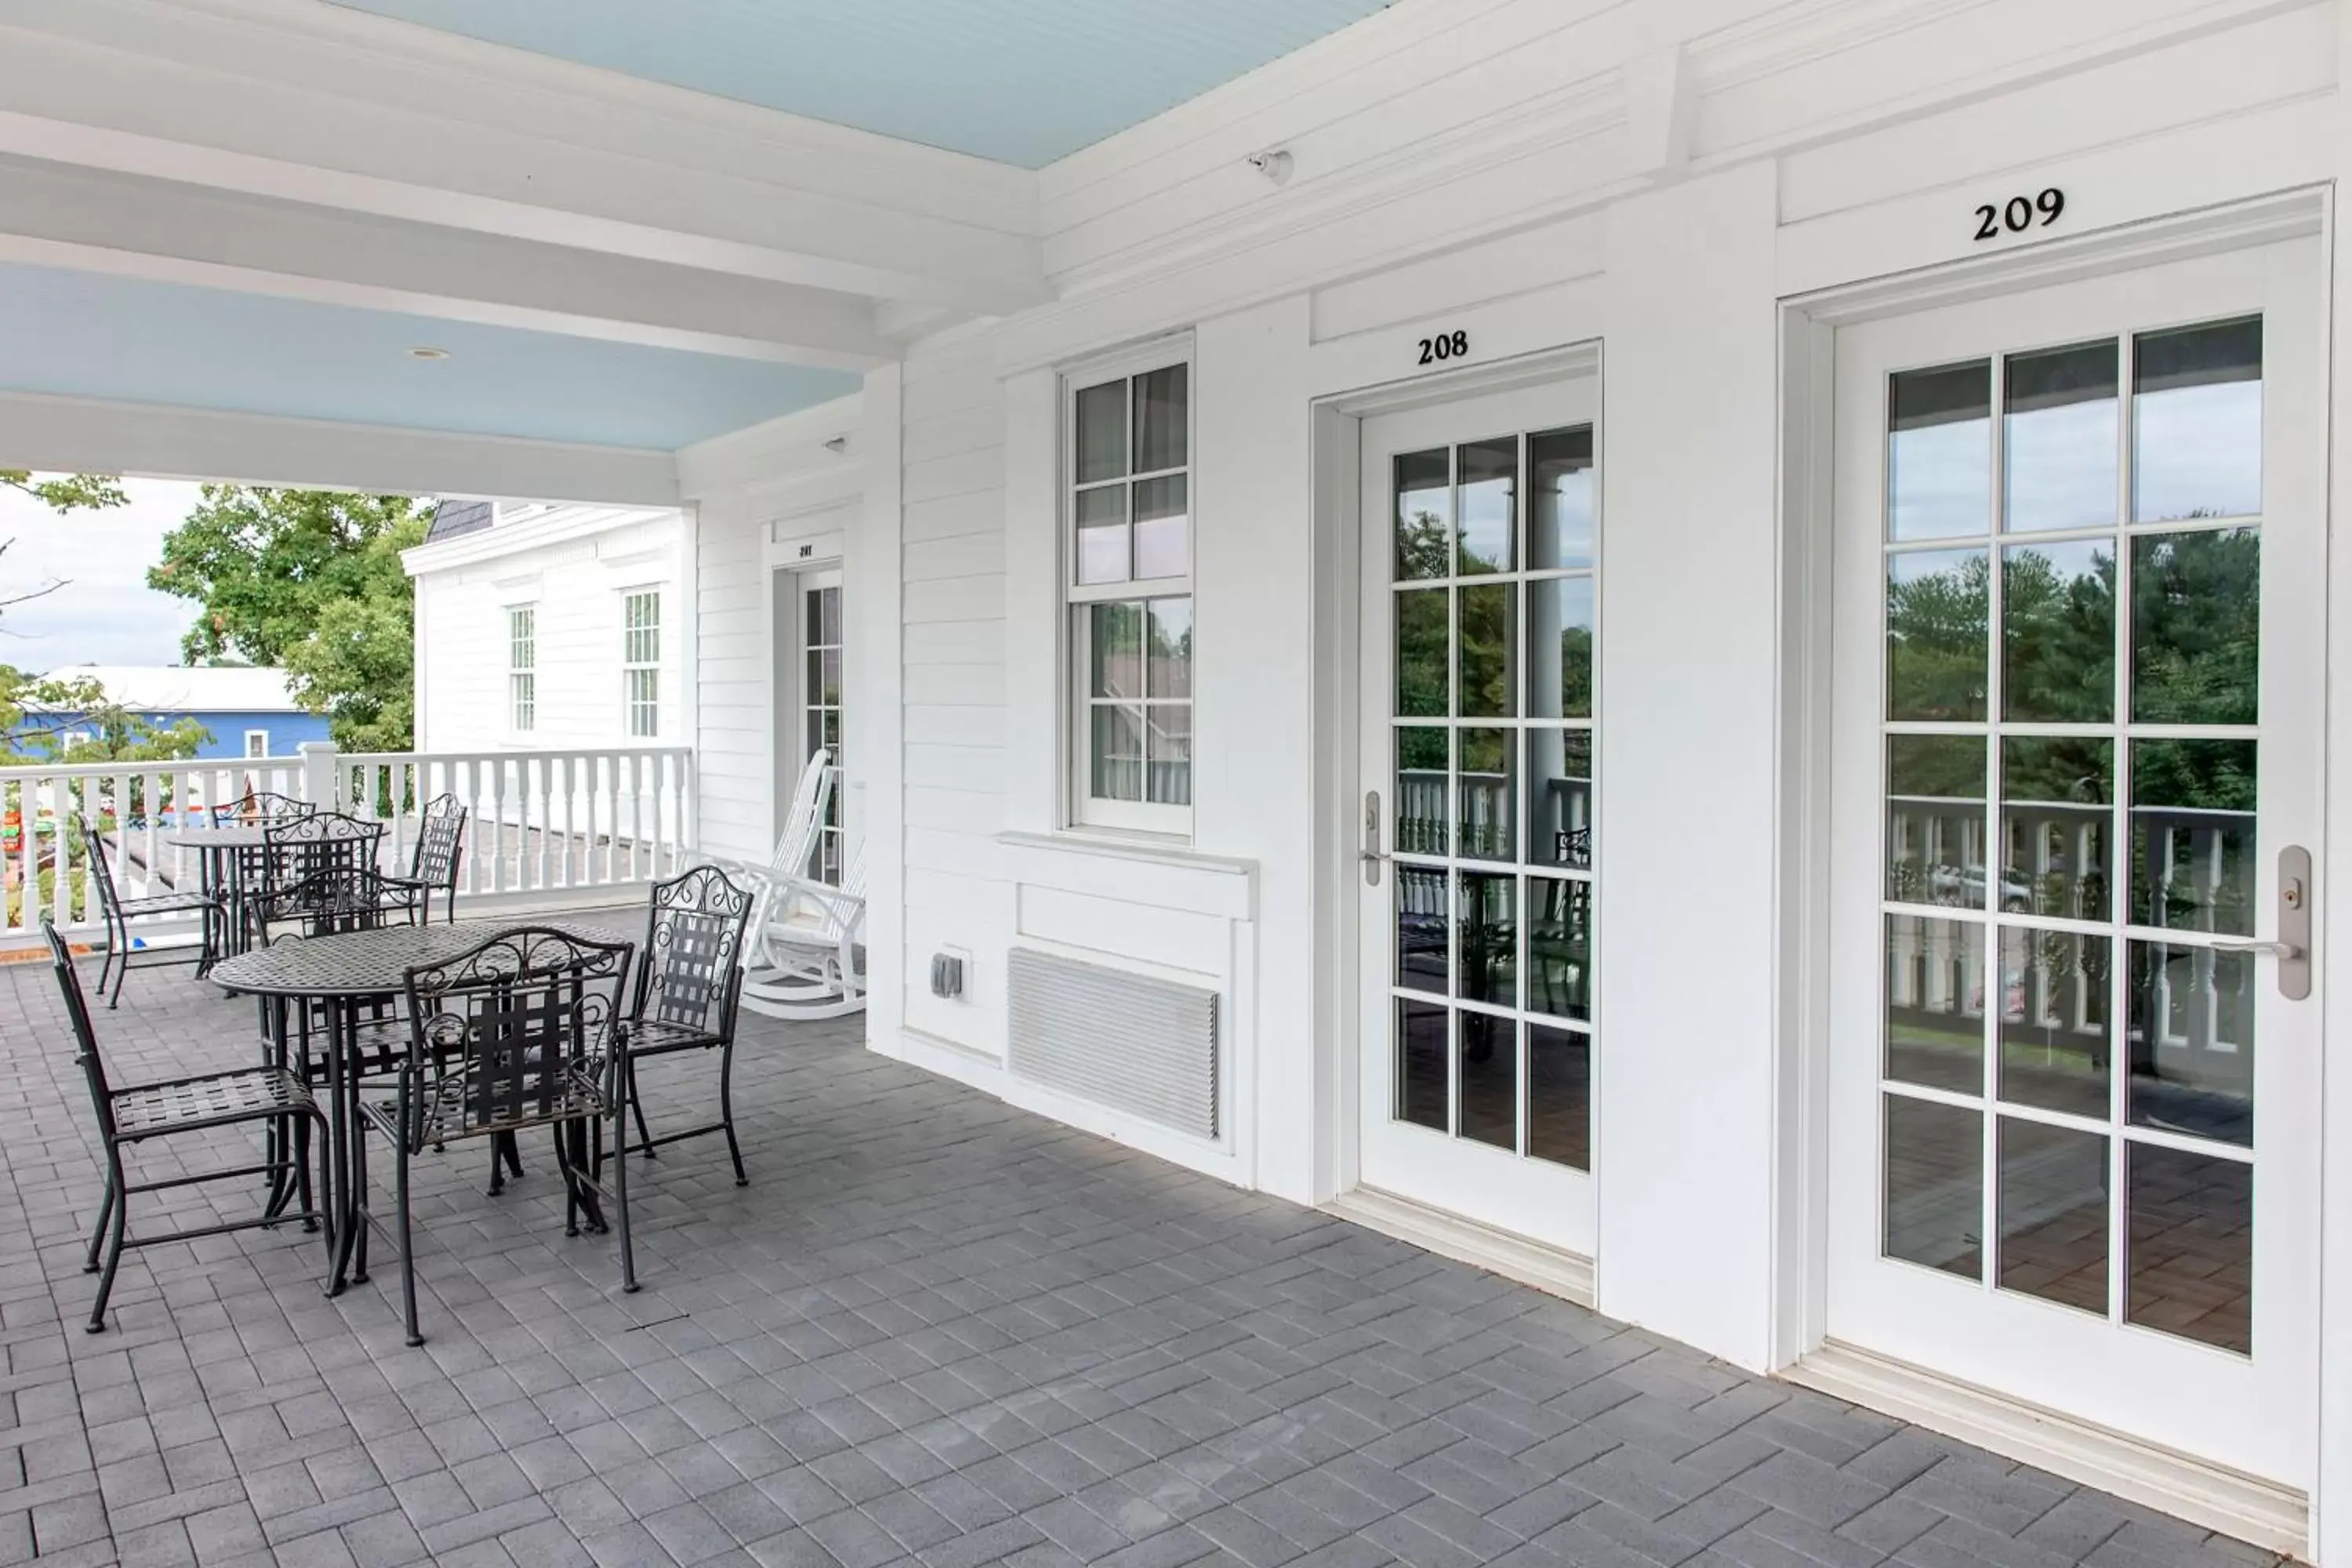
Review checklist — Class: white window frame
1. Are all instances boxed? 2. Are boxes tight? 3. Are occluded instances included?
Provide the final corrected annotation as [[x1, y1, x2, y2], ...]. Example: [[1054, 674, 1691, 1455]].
[[621, 587, 662, 739], [1061, 339, 1196, 837], [506, 603, 537, 735], [242, 728, 270, 758]]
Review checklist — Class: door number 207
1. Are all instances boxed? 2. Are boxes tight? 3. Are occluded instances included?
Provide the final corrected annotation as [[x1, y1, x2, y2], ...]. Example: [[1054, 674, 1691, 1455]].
[[1973, 187, 2064, 241], [1417, 329, 1468, 365]]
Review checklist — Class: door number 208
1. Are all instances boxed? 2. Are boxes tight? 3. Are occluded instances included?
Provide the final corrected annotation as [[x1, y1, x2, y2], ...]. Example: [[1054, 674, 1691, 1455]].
[[1973, 187, 2065, 241], [1417, 329, 1468, 365]]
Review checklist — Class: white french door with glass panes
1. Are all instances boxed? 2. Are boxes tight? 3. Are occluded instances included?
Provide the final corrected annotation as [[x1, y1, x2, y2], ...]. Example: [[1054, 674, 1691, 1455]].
[[1356, 375, 1599, 1254], [800, 568, 844, 884], [1825, 239, 2322, 1485]]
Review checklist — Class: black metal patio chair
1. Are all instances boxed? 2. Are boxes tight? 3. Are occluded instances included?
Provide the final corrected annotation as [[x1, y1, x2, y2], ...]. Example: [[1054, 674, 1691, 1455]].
[[254, 812, 388, 946], [212, 790, 315, 827], [76, 815, 216, 1009], [375, 794, 467, 926], [45, 924, 331, 1334], [616, 865, 756, 1184], [357, 927, 637, 1345]]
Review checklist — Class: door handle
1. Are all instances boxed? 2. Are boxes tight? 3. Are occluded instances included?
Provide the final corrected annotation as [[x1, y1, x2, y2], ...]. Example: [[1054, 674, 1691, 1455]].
[[2211, 846, 2311, 1002], [1361, 791, 1386, 887]]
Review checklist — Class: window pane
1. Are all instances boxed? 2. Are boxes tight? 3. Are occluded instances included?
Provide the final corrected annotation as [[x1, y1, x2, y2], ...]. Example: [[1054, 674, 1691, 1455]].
[[1091, 602, 1142, 700], [2003, 340, 2117, 534], [2125, 1143, 2251, 1354], [1887, 548, 1988, 721], [2001, 736, 2110, 922], [1457, 871, 1514, 1006], [1134, 475, 1188, 580], [1457, 1011, 1515, 1151], [1885, 1095, 1982, 1281], [1526, 729, 1592, 869], [1998, 927, 2111, 1120], [1397, 864, 1448, 993], [1529, 426, 1595, 571], [1395, 449, 1450, 583], [1395, 588, 1447, 718], [2134, 318, 2261, 524], [2132, 529, 2259, 726], [1147, 598, 1192, 701], [1889, 361, 1991, 543], [1458, 583, 1515, 718], [1526, 877, 1590, 1022], [1886, 914, 1984, 1094], [2002, 539, 2114, 724], [1998, 1118, 2108, 1316], [1887, 734, 1984, 909], [1396, 1000, 1448, 1130], [1076, 376, 1127, 484], [2129, 739, 2256, 935], [1526, 576, 1594, 720], [1456, 728, 1513, 864], [1134, 364, 1187, 473], [2128, 941, 2255, 1147], [1526, 1023, 1590, 1171], [1396, 726, 1448, 855], [1090, 705, 1144, 802], [1147, 705, 1191, 807], [1457, 437, 1515, 575], [1076, 485, 1129, 585]]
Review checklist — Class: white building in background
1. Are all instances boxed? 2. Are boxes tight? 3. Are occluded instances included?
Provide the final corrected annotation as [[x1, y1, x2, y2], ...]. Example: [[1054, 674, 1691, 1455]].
[[404, 500, 689, 755], [7, 2, 2352, 1555]]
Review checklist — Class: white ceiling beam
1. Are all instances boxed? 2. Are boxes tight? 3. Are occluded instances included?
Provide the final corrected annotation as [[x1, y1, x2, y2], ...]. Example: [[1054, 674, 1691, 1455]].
[[0, 158, 895, 370], [0, 0, 1049, 314], [0, 390, 680, 506]]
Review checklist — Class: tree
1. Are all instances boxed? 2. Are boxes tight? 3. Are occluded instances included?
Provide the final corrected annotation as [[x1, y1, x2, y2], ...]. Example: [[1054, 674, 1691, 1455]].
[[0, 668, 209, 765], [148, 486, 428, 749], [0, 470, 128, 626]]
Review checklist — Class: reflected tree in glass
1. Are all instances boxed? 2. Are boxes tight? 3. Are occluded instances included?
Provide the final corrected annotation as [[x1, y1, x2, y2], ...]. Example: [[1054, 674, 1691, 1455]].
[[1887, 550, 1989, 720], [2133, 528, 2259, 726], [2002, 543, 2115, 724]]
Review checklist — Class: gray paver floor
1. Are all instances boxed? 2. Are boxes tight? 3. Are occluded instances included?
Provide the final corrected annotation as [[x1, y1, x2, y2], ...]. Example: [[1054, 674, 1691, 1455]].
[[0, 946, 2286, 1568]]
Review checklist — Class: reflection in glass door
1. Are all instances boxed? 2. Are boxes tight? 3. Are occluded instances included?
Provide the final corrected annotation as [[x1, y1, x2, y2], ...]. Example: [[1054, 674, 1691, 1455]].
[[1359, 377, 1599, 1255], [1828, 241, 2321, 1488], [801, 570, 844, 884]]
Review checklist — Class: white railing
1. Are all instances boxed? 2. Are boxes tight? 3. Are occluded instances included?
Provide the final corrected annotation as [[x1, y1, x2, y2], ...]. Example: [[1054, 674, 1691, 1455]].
[[2, 740, 695, 948]]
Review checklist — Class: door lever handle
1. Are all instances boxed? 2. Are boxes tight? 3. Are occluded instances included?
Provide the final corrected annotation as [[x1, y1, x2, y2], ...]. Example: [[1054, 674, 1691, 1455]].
[[1362, 791, 1385, 887], [2209, 938, 2300, 960]]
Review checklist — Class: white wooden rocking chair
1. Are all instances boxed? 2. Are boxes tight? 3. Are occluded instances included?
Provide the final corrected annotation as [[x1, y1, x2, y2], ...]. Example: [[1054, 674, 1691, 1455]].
[[740, 840, 866, 1020]]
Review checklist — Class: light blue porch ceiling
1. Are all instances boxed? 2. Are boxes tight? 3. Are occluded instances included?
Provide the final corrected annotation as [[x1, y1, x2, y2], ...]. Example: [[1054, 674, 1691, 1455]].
[[325, 0, 1396, 168], [0, 263, 860, 450]]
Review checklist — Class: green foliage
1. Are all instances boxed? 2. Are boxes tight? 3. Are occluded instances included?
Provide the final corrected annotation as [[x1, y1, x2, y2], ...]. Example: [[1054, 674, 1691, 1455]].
[[0, 471, 127, 514], [148, 487, 427, 750]]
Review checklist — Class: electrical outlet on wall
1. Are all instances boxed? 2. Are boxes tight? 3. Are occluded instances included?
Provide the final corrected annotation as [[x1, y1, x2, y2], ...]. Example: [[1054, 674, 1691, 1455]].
[[931, 946, 971, 1000]]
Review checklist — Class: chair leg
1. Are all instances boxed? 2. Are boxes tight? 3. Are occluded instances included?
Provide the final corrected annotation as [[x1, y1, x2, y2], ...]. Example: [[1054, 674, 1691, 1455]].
[[82, 1172, 118, 1275], [718, 1040, 746, 1187], [555, 1127, 579, 1238], [293, 1113, 318, 1234], [396, 1139, 420, 1348], [626, 1055, 654, 1160], [87, 1153, 128, 1333], [350, 1103, 371, 1287], [501, 1133, 524, 1177], [611, 1108, 637, 1294]]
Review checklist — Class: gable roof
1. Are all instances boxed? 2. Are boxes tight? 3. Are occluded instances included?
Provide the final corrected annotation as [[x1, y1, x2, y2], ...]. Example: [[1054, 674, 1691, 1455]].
[[29, 666, 303, 714]]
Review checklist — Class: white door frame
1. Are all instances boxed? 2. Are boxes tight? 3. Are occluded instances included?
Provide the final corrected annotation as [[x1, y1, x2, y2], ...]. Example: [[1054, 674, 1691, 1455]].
[[762, 501, 852, 852], [1772, 188, 2330, 1552], [1307, 343, 1602, 1282]]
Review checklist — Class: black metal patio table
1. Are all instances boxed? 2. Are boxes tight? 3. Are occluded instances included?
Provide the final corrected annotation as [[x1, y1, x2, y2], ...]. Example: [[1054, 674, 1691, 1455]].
[[162, 824, 276, 974], [205, 911, 640, 1292]]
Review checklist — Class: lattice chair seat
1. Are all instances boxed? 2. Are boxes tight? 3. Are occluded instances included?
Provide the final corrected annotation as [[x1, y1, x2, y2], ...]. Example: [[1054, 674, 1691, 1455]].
[[620, 1015, 729, 1057], [111, 1066, 318, 1136], [362, 1062, 607, 1149], [115, 889, 219, 918]]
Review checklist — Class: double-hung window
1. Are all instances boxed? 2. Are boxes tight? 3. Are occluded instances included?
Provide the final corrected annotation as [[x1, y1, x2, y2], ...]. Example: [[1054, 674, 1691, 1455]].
[[622, 590, 661, 738], [507, 604, 537, 734], [1067, 351, 1192, 833]]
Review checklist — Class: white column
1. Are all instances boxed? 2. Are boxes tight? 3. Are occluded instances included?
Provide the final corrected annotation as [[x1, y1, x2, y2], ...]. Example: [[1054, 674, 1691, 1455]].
[[298, 739, 339, 810], [1593, 163, 1781, 1371]]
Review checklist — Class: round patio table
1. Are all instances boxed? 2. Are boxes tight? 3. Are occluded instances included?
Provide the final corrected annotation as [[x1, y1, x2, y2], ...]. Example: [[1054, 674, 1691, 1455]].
[[208, 912, 641, 1291], [162, 824, 278, 972]]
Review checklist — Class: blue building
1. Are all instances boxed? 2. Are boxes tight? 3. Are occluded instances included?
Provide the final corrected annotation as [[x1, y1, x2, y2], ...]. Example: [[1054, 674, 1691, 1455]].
[[20, 665, 328, 760]]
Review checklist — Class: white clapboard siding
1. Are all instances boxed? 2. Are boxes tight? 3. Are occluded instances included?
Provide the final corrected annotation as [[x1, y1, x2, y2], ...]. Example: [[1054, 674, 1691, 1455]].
[[691, 489, 776, 865]]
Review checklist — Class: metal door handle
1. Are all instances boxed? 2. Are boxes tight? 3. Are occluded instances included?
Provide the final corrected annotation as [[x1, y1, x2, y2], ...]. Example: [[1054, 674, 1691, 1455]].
[[2209, 938, 2300, 960], [1362, 791, 1385, 887], [2217, 846, 2313, 1001]]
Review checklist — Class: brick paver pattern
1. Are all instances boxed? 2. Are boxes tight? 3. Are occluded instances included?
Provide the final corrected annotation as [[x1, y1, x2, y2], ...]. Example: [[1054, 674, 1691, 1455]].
[[0, 949, 2290, 1567]]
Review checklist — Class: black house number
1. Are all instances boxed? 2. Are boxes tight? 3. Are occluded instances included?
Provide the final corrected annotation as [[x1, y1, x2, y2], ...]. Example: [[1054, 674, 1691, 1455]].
[[1973, 187, 2064, 241], [1417, 329, 1468, 366]]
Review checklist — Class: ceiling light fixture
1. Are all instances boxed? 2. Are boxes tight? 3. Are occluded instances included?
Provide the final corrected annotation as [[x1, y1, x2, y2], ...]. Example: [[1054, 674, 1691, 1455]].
[[407, 346, 452, 361]]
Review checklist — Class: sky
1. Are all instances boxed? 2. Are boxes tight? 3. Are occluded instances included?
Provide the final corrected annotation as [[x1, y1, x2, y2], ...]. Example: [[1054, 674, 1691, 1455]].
[[0, 475, 203, 672]]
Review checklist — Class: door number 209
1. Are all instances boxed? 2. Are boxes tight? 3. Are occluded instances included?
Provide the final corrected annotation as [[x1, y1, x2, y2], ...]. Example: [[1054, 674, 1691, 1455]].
[[1973, 187, 2064, 241], [1417, 329, 1468, 366]]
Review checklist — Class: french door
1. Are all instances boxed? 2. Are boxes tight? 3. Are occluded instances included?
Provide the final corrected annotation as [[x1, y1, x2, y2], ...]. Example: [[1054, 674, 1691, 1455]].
[[1356, 375, 1599, 1254], [1825, 240, 2322, 1484]]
